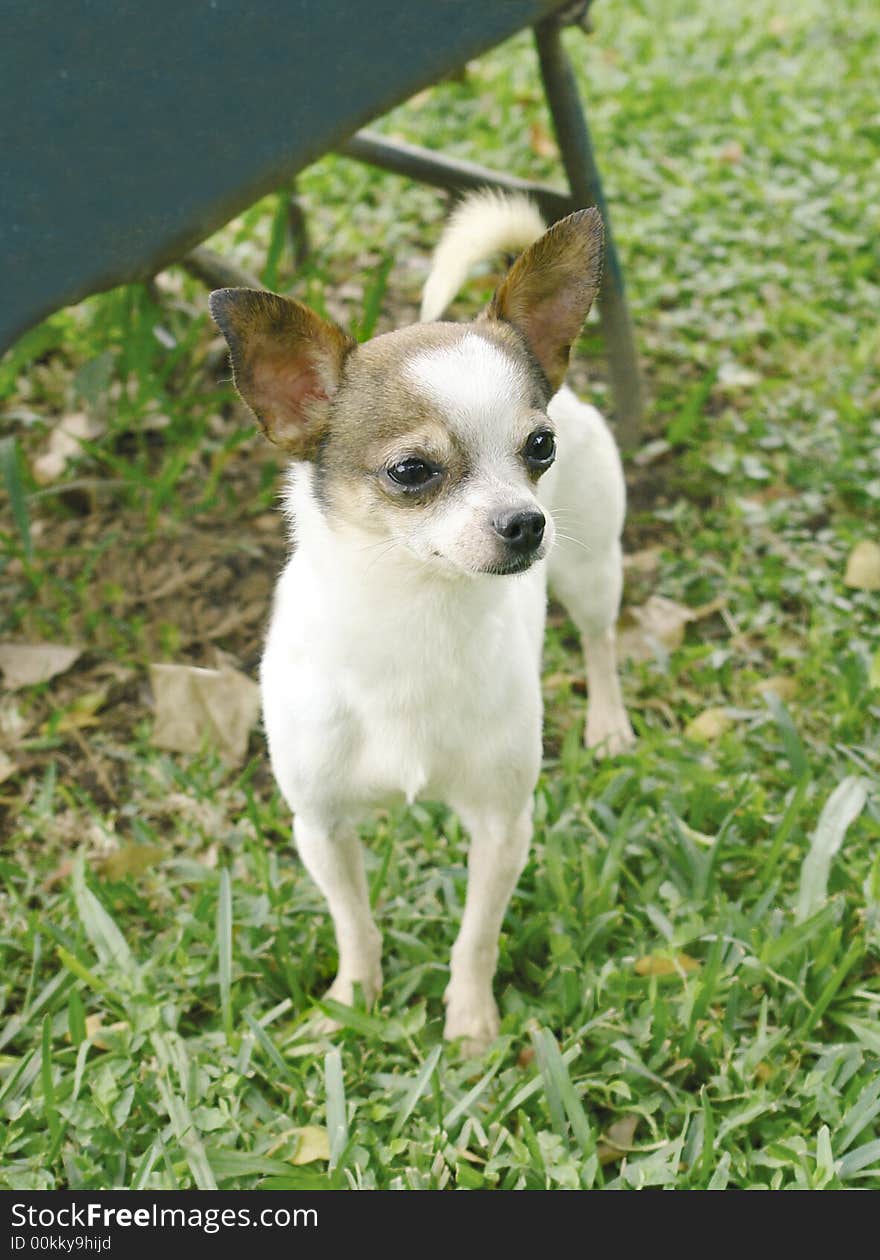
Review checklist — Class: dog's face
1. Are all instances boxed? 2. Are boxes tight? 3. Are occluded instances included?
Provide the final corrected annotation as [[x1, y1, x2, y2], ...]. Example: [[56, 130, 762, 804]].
[[210, 209, 603, 578]]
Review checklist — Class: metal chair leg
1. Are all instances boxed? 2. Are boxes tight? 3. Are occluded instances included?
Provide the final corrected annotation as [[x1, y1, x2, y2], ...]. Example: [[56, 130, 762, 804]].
[[535, 17, 643, 446]]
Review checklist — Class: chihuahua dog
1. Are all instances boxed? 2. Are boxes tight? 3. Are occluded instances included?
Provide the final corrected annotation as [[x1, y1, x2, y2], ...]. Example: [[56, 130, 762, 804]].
[[209, 191, 633, 1052]]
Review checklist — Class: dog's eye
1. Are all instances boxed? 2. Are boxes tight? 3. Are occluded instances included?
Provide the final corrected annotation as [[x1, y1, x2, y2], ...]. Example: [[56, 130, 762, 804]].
[[523, 430, 556, 469], [386, 457, 441, 489]]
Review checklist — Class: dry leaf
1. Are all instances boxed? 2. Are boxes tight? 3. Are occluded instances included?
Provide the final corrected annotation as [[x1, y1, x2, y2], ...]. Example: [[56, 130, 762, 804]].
[[752, 675, 798, 702], [633, 439, 672, 467], [0, 643, 81, 689], [32, 412, 104, 484], [718, 140, 744, 165], [624, 547, 663, 576], [0, 751, 16, 785], [634, 953, 701, 977], [685, 707, 733, 741], [83, 1014, 130, 1051], [844, 540, 880, 591], [291, 1126, 330, 1165], [618, 595, 725, 663], [150, 663, 260, 764], [528, 120, 558, 159], [98, 844, 166, 881], [597, 1115, 639, 1165], [618, 595, 695, 661], [517, 1046, 536, 1069]]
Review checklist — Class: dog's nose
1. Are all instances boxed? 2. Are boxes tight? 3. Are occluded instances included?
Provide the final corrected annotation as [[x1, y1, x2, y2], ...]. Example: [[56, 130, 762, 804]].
[[492, 508, 546, 553]]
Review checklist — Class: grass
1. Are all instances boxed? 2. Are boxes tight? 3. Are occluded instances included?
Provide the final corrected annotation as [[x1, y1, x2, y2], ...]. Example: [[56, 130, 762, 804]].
[[1, 0, 879, 1190]]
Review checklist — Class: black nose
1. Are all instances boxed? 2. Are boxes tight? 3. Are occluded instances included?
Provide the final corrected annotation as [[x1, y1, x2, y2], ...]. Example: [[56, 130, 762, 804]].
[[492, 508, 546, 553]]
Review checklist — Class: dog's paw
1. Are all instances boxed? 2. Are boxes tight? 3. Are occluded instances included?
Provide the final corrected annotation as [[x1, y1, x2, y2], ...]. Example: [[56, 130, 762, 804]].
[[443, 987, 500, 1056], [585, 710, 635, 758]]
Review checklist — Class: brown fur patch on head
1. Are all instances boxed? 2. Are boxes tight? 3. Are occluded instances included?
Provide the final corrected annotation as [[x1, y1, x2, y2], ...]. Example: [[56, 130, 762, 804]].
[[486, 208, 604, 392], [312, 321, 542, 536], [209, 288, 355, 458]]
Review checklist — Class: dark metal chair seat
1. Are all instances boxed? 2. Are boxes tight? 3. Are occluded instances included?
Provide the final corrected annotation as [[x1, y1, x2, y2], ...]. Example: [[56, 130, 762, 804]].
[[1, 0, 642, 440]]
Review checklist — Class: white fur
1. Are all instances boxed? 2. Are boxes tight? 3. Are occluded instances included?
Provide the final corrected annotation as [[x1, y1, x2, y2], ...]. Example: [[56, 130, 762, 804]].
[[261, 194, 633, 1053], [406, 333, 529, 445], [420, 190, 547, 322]]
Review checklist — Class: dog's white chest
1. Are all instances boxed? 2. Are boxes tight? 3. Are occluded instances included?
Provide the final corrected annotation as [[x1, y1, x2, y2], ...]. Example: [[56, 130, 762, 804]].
[[261, 547, 546, 820]]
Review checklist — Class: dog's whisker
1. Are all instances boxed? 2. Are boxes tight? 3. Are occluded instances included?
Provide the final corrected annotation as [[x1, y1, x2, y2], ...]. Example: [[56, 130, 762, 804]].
[[553, 531, 594, 556]]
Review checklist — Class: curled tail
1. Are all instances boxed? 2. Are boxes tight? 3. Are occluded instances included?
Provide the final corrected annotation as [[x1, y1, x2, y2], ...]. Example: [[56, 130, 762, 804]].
[[420, 190, 547, 323]]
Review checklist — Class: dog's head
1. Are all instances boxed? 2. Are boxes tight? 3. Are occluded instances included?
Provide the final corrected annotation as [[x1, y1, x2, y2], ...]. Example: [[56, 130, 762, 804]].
[[210, 209, 603, 578]]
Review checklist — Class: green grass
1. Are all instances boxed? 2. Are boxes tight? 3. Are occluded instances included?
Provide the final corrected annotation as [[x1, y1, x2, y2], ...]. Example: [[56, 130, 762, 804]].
[[1, 0, 879, 1189]]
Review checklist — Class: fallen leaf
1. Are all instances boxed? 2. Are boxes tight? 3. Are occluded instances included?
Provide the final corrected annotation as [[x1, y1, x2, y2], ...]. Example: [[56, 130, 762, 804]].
[[718, 140, 744, 165], [83, 1014, 130, 1050], [98, 844, 166, 881], [0, 751, 16, 784], [617, 595, 696, 661], [528, 120, 558, 159], [844, 540, 880, 591], [32, 412, 104, 485], [752, 675, 798, 702], [291, 1126, 330, 1165], [597, 1115, 639, 1165], [517, 1046, 536, 1069], [149, 663, 261, 764], [634, 953, 701, 977], [633, 438, 672, 467], [624, 547, 663, 576], [685, 707, 733, 741], [0, 643, 81, 689]]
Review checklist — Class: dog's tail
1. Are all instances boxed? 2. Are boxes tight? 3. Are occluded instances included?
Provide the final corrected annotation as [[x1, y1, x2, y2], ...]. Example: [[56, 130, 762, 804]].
[[420, 190, 547, 323]]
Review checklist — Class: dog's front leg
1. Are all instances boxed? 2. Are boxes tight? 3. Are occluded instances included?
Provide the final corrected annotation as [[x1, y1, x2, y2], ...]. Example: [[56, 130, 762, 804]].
[[444, 802, 532, 1054], [294, 815, 383, 1016]]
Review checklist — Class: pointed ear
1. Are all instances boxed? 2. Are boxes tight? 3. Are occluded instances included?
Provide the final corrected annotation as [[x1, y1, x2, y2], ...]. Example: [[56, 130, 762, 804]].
[[209, 288, 355, 457], [486, 208, 604, 393]]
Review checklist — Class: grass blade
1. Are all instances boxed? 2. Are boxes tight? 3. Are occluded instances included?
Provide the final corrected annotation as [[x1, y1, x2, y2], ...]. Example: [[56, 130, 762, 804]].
[[217, 867, 233, 1041], [0, 435, 32, 557], [796, 777, 868, 922], [838, 1078, 880, 1154], [324, 1048, 348, 1171], [151, 1033, 217, 1190], [530, 1027, 594, 1158], [764, 692, 809, 779], [41, 1015, 60, 1148], [838, 1139, 880, 1180], [242, 1011, 292, 1081], [72, 858, 137, 982], [391, 1043, 443, 1137]]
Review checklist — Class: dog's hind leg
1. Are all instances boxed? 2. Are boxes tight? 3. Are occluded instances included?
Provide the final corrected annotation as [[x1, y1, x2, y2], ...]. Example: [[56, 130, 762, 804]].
[[549, 537, 634, 757], [294, 815, 383, 1017], [545, 389, 634, 757], [443, 801, 533, 1055]]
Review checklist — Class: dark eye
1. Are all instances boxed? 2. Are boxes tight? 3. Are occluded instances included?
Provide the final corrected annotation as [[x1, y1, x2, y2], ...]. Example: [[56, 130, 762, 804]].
[[386, 457, 441, 489], [523, 429, 556, 469]]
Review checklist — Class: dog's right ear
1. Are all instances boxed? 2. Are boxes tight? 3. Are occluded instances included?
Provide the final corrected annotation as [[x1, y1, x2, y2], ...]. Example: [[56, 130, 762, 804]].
[[209, 289, 355, 458]]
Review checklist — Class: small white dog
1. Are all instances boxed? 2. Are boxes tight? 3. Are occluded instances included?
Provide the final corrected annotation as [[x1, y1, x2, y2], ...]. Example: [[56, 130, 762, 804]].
[[210, 192, 633, 1052]]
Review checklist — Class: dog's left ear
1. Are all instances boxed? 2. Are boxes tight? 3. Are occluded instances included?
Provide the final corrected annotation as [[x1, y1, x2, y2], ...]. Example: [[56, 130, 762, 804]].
[[486, 208, 604, 393], [209, 288, 355, 458]]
